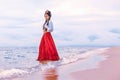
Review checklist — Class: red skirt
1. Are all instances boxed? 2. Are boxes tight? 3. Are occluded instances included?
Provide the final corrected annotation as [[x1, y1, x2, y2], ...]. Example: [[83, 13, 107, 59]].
[[37, 32, 60, 61]]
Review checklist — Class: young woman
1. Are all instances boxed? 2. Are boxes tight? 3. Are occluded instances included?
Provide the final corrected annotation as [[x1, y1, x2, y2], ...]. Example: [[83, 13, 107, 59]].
[[37, 10, 60, 64]]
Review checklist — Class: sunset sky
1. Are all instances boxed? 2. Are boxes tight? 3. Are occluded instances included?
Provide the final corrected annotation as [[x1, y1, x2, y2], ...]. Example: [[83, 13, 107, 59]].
[[0, 0, 120, 47]]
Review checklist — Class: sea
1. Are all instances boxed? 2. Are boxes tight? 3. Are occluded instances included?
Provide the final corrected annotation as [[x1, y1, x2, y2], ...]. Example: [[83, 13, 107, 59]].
[[0, 46, 110, 80]]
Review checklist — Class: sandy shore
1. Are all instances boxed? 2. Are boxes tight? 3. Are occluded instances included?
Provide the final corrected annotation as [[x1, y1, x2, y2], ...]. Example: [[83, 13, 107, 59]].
[[13, 47, 120, 80], [71, 47, 120, 80]]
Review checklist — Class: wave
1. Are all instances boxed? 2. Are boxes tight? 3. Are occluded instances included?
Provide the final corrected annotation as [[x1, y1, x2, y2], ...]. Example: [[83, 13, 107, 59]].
[[0, 68, 28, 80], [0, 47, 110, 79], [60, 47, 110, 65]]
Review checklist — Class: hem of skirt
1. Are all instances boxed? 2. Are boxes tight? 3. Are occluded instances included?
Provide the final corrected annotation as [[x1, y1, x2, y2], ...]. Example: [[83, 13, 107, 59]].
[[36, 59, 60, 61]]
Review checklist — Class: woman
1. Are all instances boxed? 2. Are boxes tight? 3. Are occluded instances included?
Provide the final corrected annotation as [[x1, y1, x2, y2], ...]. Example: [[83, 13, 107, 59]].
[[37, 10, 60, 64]]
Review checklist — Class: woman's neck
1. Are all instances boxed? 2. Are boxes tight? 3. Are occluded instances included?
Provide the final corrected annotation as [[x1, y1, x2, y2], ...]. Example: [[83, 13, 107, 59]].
[[46, 20, 49, 22]]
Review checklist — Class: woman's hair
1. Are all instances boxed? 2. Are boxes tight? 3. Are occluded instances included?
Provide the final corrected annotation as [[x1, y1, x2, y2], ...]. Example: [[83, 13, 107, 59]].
[[43, 10, 52, 30], [44, 10, 51, 25], [45, 10, 51, 19]]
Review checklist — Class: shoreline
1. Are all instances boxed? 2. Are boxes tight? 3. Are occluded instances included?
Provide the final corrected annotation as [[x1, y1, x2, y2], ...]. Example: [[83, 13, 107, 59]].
[[13, 47, 120, 80]]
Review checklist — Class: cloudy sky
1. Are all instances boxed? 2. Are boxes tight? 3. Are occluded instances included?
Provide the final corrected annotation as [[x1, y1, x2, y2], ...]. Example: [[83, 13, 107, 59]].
[[0, 0, 120, 47]]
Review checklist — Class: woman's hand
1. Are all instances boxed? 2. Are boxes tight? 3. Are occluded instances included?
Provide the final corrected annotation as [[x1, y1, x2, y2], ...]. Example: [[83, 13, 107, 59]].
[[43, 27, 47, 33]]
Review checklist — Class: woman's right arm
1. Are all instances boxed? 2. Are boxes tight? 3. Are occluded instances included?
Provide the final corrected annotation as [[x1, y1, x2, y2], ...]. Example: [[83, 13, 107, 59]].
[[44, 21, 53, 32]]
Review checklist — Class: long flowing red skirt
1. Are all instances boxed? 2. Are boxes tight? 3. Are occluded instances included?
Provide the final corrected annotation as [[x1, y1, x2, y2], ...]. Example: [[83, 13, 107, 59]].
[[37, 32, 60, 61]]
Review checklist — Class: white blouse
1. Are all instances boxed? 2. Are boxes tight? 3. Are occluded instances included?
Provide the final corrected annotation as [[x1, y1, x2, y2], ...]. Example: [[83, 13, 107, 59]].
[[44, 20, 53, 32]]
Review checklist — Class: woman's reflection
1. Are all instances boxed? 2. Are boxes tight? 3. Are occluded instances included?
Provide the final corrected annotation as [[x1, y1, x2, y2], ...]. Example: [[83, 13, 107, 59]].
[[43, 68, 58, 80]]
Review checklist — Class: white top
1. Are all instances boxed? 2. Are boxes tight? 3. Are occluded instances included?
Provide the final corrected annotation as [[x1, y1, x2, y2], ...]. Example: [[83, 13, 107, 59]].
[[44, 20, 53, 32]]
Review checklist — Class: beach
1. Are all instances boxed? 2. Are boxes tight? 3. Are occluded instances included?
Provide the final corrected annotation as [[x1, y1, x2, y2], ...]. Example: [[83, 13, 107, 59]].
[[12, 46, 120, 80], [71, 46, 120, 80]]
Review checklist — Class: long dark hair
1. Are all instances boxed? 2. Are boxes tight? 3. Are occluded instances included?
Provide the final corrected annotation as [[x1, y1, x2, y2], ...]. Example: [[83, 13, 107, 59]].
[[43, 10, 51, 30]]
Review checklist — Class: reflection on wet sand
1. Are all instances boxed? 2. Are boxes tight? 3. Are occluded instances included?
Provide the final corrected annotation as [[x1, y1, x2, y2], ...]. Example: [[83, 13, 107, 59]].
[[43, 68, 58, 80]]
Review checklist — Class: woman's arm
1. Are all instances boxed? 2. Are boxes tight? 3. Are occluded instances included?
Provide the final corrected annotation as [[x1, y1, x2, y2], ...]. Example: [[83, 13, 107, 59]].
[[44, 21, 53, 32]]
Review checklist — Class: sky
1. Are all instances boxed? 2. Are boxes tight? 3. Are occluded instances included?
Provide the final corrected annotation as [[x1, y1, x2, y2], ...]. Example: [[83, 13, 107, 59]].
[[0, 0, 120, 47]]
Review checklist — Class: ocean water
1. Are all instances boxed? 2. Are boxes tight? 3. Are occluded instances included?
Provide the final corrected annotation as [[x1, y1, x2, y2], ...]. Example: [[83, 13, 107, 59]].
[[0, 46, 110, 80]]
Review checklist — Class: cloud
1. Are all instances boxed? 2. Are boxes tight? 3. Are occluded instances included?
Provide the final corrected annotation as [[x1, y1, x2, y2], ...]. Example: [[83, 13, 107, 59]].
[[88, 35, 99, 42], [109, 29, 120, 34], [0, 0, 120, 47]]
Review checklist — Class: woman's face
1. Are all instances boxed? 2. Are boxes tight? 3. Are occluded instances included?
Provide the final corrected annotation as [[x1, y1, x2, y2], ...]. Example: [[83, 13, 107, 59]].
[[44, 14, 50, 21]]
